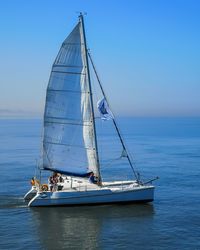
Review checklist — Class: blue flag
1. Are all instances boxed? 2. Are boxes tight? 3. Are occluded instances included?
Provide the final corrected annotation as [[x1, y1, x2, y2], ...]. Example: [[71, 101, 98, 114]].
[[97, 98, 113, 120]]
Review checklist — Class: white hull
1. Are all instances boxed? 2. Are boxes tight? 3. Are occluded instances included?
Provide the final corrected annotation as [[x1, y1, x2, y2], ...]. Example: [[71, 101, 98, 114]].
[[28, 182, 154, 207], [24, 186, 37, 200]]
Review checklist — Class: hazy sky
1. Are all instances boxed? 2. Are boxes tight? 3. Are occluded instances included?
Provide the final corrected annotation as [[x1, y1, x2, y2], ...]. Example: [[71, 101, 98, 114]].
[[0, 0, 199, 117]]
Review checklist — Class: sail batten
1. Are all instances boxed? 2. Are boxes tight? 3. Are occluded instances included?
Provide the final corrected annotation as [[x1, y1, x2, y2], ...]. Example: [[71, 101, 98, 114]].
[[51, 70, 86, 75], [53, 64, 83, 68], [44, 141, 94, 149], [44, 121, 92, 126], [47, 89, 89, 94], [42, 20, 100, 178]]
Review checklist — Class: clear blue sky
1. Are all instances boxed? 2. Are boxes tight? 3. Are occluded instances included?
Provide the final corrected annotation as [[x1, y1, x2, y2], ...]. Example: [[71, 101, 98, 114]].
[[0, 0, 199, 117]]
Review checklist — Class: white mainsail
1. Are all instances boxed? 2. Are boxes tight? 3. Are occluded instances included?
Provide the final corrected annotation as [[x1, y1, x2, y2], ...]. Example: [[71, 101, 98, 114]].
[[42, 21, 99, 178]]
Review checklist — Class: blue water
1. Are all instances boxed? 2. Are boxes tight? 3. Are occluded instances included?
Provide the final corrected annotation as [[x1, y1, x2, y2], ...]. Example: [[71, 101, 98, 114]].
[[0, 117, 199, 249]]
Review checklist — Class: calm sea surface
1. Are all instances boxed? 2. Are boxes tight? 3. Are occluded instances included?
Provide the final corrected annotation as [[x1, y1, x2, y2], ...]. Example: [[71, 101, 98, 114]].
[[0, 117, 199, 250]]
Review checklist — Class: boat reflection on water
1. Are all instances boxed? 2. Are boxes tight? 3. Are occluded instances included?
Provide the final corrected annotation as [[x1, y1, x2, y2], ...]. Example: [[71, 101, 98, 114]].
[[30, 204, 154, 249]]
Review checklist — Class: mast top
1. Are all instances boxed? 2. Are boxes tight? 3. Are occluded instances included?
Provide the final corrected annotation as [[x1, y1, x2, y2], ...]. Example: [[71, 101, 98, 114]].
[[78, 12, 87, 21]]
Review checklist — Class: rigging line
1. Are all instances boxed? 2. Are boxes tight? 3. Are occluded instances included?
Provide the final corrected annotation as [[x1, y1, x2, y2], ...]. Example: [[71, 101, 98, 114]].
[[88, 51, 139, 182], [90, 60, 103, 159]]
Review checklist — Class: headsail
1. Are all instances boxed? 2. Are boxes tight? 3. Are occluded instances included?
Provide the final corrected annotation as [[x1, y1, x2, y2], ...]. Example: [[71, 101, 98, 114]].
[[42, 18, 100, 179]]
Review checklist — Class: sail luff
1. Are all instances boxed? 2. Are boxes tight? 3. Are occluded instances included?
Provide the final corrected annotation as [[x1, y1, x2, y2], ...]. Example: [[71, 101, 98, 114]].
[[79, 14, 102, 183]]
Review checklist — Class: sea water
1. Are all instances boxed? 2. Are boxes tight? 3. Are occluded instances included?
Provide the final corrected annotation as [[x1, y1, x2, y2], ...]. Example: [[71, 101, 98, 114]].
[[0, 118, 199, 250]]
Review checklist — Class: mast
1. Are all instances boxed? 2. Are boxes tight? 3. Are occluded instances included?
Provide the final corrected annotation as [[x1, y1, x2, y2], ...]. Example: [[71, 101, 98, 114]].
[[88, 52, 139, 182], [79, 13, 102, 184]]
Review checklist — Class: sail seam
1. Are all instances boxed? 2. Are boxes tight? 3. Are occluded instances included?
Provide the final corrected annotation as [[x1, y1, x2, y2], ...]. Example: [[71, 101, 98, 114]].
[[44, 120, 92, 126], [44, 140, 95, 150], [45, 116, 91, 123], [47, 89, 90, 94], [53, 64, 82, 68], [52, 70, 86, 75], [62, 42, 84, 45]]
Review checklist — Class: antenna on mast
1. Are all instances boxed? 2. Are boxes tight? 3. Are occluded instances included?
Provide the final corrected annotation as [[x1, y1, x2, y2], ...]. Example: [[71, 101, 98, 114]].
[[77, 11, 87, 18]]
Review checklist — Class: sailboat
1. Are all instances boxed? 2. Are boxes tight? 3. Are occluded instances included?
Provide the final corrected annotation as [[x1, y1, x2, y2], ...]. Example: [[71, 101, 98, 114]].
[[24, 13, 158, 207]]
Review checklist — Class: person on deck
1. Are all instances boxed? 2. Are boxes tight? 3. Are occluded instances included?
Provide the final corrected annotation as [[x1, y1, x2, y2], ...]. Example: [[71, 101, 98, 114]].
[[59, 174, 64, 183], [30, 177, 35, 186], [89, 172, 97, 184], [52, 172, 58, 191], [49, 176, 54, 192], [30, 177, 39, 186]]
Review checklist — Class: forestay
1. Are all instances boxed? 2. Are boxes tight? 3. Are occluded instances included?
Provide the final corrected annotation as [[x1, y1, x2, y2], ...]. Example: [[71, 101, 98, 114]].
[[42, 21, 99, 178]]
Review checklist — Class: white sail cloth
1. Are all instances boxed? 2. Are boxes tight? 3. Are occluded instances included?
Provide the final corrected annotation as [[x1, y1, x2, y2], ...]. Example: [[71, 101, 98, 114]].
[[43, 22, 99, 178]]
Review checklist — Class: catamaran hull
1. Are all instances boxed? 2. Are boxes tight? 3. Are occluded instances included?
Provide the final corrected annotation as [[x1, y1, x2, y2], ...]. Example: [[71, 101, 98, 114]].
[[28, 186, 154, 207], [24, 187, 37, 201]]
